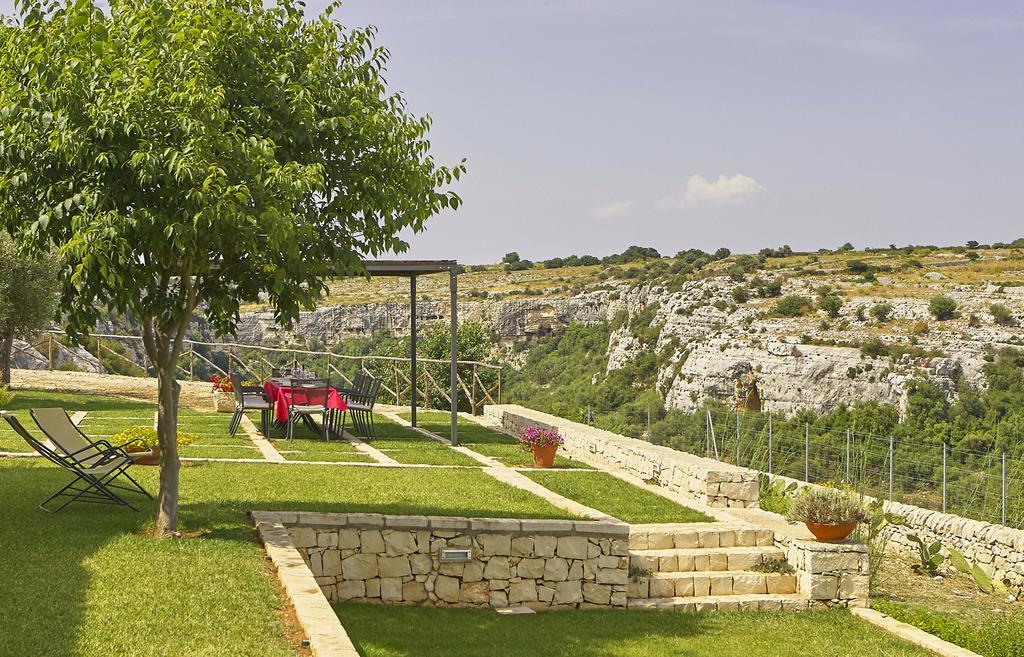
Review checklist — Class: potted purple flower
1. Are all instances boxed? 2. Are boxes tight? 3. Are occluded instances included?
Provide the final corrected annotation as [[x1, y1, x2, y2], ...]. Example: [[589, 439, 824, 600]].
[[518, 426, 564, 468]]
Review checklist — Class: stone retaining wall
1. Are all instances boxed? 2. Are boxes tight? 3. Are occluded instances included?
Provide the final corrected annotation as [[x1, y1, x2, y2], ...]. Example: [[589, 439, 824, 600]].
[[484, 404, 758, 508], [286, 512, 630, 609], [778, 536, 869, 607]]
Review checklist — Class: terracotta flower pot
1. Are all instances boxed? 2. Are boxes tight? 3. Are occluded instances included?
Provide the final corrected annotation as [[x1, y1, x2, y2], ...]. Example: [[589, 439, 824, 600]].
[[213, 391, 235, 413], [125, 444, 161, 466], [531, 444, 558, 468], [805, 520, 857, 543]]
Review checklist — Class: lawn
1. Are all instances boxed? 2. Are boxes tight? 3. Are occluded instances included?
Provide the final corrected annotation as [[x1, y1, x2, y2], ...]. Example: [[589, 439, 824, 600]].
[[358, 415, 480, 466], [872, 555, 1024, 657], [334, 604, 932, 657], [524, 471, 713, 523], [0, 457, 579, 657], [401, 411, 592, 469]]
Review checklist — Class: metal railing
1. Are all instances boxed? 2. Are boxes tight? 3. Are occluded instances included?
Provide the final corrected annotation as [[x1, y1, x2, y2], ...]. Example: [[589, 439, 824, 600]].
[[18, 330, 503, 415]]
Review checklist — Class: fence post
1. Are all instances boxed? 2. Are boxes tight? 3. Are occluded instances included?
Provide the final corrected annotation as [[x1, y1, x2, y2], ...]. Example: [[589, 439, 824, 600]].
[[804, 422, 809, 481], [47, 334, 53, 371], [888, 436, 894, 501], [942, 442, 947, 514], [767, 412, 773, 475], [497, 368, 502, 404], [845, 428, 851, 484], [472, 364, 478, 415], [1002, 451, 1007, 526], [189, 346, 195, 381]]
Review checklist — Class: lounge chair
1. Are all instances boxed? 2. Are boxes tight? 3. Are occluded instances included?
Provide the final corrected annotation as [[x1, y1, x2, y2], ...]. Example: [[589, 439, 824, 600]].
[[2, 410, 152, 512], [229, 372, 274, 437]]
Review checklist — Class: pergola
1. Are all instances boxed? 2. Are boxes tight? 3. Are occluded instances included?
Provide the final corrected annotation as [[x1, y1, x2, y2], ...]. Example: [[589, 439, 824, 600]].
[[361, 260, 459, 446]]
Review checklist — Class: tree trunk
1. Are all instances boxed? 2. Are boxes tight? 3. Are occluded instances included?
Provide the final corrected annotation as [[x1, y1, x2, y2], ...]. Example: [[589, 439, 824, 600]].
[[154, 359, 182, 536], [0, 331, 13, 388]]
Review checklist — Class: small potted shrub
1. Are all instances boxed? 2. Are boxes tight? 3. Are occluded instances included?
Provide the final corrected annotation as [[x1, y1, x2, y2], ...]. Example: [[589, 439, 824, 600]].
[[518, 426, 564, 468], [210, 373, 235, 413], [112, 426, 198, 466], [789, 486, 865, 542]]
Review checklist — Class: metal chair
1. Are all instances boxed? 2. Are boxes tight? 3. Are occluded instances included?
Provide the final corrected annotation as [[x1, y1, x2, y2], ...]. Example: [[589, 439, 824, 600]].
[[229, 372, 274, 437], [287, 378, 332, 441], [346, 375, 382, 440], [4, 410, 152, 512]]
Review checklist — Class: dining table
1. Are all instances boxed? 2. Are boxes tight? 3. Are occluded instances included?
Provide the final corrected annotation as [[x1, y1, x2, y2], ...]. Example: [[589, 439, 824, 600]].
[[263, 378, 348, 425]]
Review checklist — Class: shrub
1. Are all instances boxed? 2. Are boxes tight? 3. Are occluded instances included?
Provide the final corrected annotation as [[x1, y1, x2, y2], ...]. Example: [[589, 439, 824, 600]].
[[911, 320, 930, 335], [774, 295, 814, 317], [731, 285, 749, 304], [112, 425, 198, 449], [929, 295, 958, 320], [0, 386, 13, 406], [991, 303, 1015, 326], [819, 294, 843, 318], [789, 487, 864, 525], [870, 302, 893, 323]]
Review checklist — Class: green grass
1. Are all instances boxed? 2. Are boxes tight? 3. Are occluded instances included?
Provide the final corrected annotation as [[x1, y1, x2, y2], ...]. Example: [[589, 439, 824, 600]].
[[401, 411, 591, 468], [362, 416, 480, 466], [873, 600, 1023, 657], [524, 470, 713, 523], [333, 604, 931, 657], [0, 453, 579, 657]]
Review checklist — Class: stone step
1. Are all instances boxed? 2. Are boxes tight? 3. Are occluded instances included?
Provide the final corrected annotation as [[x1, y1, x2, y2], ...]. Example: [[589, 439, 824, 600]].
[[628, 570, 798, 599], [628, 524, 774, 550], [628, 593, 809, 612], [630, 546, 785, 573]]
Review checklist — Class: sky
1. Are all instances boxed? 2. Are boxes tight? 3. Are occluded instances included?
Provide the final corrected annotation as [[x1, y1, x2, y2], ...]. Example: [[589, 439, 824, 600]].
[[4, 1, 1023, 263]]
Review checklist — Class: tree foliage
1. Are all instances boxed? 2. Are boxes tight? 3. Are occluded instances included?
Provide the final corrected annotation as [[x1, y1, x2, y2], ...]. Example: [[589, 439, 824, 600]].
[[0, 231, 60, 384], [0, 0, 463, 533]]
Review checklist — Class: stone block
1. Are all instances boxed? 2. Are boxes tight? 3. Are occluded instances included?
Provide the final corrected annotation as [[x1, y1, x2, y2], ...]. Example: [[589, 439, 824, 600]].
[[484, 557, 511, 580], [766, 574, 797, 595], [676, 553, 695, 572], [598, 555, 620, 569], [649, 577, 674, 598], [568, 560, 584, 580], [544, 557, 569, 582], [718, 531, 736, 548], [317, 531, 338, 548], [511, 536, 534, 556], [490, 590, 509, 608], [554, 580, 583, 604], [336, 580, 366, 601], [674, 531, 700, 549], [403, 580, 428, 602], [410, 553, 434, 575], [709, 574, 733, 596], [582, 582, 611, 604], [480, 534, 512, 556], [698, 530, 720, 548], [380, 577, 403, 602], [517, 557, 546, 579], [597, 568, 627, 585], [838, 574, 869, 600], [339, 529, 361, 549], [693, 554, 710, 571], [461, 580, 490, 605], [800, 573, 839, 600], [321, 550, 342, 577], [289, 527, 316, 549], [384, 531, 418, 555], [805, 550, 866, 574], [537, 584, 555, 603], [509, 580, 538, 603], [438, 561, 465, 577], [647, 532, 675, 550], [341, 553, 377, 580], [462, 560, 485, 583], [658, 555, 677, 572], [732, 573, 767, 595], [628, 578, 649, 598], [734, 529, 756, 547], [360, 530, 386, 554], [378, 555, 412, 579], [365, 578, 381, 598], [435, 575, 461, 603], [692, 575, 710, 597], [557, 536, 589, 559], [535, 535, 557, 557], [708, 552, 728, 571]]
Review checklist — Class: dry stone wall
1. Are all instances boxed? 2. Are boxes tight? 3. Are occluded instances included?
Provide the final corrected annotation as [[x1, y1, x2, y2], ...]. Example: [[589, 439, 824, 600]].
[[484, 404, 758, 508], [285, 512, 630, 609]]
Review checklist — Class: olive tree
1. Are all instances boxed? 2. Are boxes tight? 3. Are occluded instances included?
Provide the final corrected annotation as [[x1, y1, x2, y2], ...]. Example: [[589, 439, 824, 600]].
[[0, 0, 464, 535], [0, 232, 60, 385]]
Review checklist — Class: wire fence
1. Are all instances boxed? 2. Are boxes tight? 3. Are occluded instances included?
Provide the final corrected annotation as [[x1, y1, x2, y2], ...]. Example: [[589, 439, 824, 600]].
[[663, 407, 1024, 530]]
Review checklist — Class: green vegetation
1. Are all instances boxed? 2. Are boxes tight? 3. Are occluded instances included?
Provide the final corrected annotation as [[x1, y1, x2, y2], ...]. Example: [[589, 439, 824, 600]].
[[0, 231, 60, 386], [991, 303, 1015, 326], [929, 295, 958, 320], [336, 604, 931, 657], [524, 470, 711, 523], [818, 294, 843, 318], [870, 302, 893, 323], [774, 295, 814, 317], [874, 595, 1023, 657]]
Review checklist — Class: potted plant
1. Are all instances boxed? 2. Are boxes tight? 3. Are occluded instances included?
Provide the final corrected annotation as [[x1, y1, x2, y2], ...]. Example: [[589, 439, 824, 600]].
[[112, 426, 198, 466], [789, 486, 865, 542], [518, 426, 564, 468], [210, 373, 235, 413]]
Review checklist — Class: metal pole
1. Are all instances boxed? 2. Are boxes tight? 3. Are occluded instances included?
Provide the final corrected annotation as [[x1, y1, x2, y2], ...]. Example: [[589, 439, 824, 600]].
[[845, 428, 851, 484], [410, 275, 417, 427], [888, 436, 894, 501], [1002, 451, 1007, 526], [804, 422, 809, 481], [646, 408, 651, 436], [942, 442, 947, 514], [449, 267, 459, 447], [767, 412, 773, 475]]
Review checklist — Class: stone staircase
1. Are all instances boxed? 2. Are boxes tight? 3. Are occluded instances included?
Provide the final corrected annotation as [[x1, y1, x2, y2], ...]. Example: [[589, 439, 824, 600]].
[[626, 523, 808, 611]]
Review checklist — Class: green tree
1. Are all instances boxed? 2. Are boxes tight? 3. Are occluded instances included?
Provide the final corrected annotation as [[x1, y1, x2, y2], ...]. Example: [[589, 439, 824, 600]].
[[0, 0, 463, 535], [502, 252, 521, 264], [731, 286, 749, 304], [0, 232, 61, 385], [870, 302, 893, 323], [774, 295, 814, 317], [929, 295, 958, 320], [990, 303, 1015, 326], [818, 294, 843, 318]]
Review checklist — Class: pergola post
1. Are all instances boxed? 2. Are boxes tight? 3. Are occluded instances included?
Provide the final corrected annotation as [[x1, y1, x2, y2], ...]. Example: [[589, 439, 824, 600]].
[[449, 266, 458, 446], [410, 275, 417, 427]]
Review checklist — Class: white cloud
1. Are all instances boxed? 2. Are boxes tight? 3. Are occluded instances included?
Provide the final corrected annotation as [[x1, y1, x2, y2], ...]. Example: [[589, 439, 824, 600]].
[[656, 174, 766, 211], [591, 200, 635, 218]]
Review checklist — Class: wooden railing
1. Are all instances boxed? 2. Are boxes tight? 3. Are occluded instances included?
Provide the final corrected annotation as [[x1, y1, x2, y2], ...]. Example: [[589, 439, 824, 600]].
[[24, 331, 503, 415]]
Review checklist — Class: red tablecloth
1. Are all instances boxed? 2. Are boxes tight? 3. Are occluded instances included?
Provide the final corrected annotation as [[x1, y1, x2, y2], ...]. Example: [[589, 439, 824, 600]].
[[263, 380, 347, 424]]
